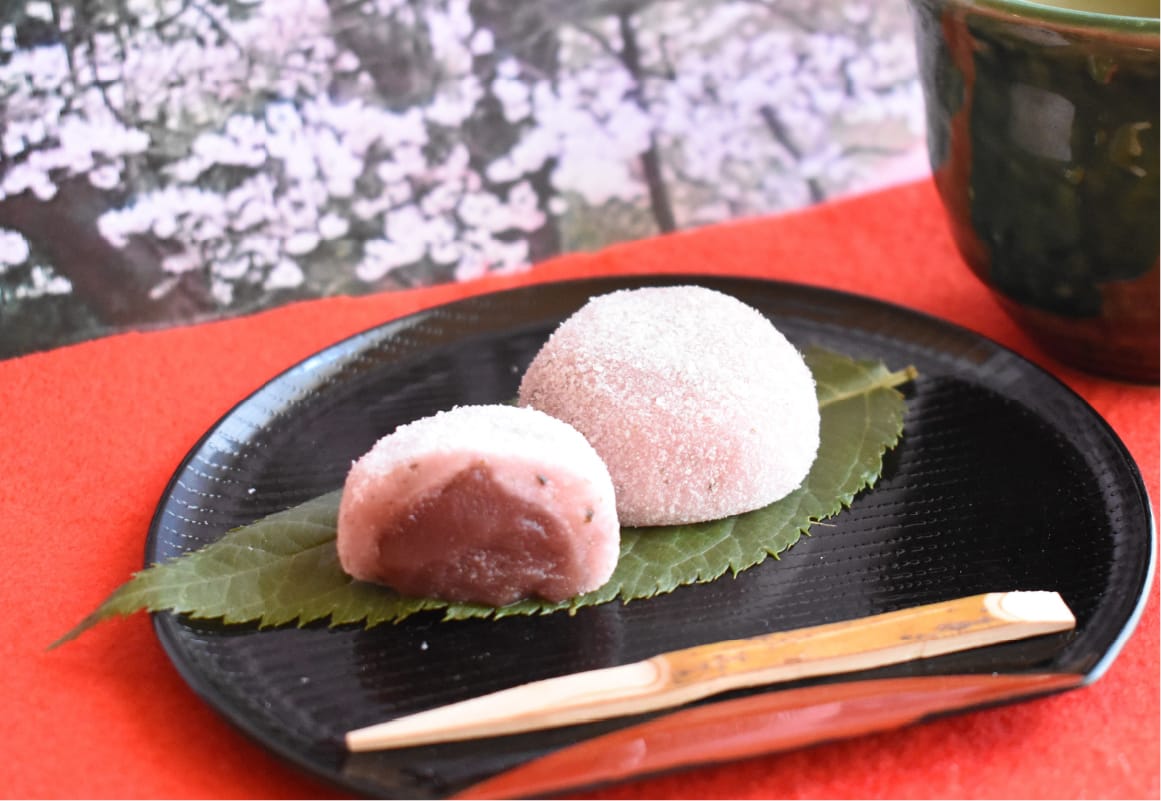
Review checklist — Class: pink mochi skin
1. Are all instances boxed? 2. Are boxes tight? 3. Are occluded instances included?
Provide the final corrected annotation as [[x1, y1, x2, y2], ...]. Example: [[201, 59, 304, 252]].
[[337, 404, 619, 606], [519, 286, 820, 526]]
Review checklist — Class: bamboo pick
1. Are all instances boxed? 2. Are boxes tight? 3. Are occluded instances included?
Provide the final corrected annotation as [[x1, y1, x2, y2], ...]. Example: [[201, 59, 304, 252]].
[[345, 590, 1075, 752]]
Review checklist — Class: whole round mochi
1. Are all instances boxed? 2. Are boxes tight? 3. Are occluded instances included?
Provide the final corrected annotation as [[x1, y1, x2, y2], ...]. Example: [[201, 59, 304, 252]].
[[336, 404, 620, 606], [518, 286, 820, 527]]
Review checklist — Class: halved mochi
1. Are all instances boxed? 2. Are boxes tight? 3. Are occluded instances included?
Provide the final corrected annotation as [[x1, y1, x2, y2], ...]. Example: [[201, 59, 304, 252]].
[[337, 404, 619, 606], [518, 286, 820, 527]]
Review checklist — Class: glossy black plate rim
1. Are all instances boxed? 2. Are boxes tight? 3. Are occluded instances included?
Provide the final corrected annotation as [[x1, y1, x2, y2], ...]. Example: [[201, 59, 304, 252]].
[[146, 274, 1155, 797]]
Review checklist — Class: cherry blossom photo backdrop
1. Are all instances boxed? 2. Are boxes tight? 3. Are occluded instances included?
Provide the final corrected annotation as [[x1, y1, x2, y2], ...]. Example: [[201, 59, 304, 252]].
[[0, 0, 927, 358]]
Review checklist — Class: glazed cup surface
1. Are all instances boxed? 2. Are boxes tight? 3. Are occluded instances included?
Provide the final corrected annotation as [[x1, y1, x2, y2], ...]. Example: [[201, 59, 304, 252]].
[[909, 0, 1159, 382]]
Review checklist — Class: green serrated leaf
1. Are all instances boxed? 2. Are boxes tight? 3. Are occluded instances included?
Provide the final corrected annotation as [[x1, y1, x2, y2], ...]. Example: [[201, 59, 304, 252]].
[[54, 349, 915, 646]]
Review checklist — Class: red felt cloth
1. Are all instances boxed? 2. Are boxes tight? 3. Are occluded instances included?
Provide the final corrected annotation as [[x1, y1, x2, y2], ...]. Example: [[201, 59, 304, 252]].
[[1, 179, 1156, 800]]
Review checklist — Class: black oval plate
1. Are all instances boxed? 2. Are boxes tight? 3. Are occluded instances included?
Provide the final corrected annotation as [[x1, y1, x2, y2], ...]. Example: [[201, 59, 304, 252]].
[[149, 276, 1154, 799]]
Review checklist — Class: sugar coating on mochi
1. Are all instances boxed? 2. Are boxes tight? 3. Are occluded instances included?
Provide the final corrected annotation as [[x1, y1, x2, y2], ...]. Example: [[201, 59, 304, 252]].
[[337, 404, 620, 606], [518, 286, 820, 527]]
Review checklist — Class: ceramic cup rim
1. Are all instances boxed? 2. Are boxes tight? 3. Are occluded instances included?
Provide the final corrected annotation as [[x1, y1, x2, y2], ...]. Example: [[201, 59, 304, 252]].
[[918, 0, 1161, 32]]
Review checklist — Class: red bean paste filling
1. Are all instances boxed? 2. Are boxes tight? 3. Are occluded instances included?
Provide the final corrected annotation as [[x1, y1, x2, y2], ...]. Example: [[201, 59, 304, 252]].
[[372, 463, 578, 606]]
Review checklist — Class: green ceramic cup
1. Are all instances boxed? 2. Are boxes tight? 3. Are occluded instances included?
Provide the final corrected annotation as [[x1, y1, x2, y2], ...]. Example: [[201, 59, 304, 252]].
[[908, 0, 1159, 382]]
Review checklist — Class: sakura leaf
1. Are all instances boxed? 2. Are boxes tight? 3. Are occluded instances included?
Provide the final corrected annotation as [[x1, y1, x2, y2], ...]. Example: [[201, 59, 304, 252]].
[[55, 349, 915, 644]]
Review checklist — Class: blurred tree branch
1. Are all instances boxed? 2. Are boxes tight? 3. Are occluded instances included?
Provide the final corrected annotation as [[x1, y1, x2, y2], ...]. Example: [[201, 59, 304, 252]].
[[616, 9, 675, 232], [0, 178, 215, 325], [758, 104, 824, 204]]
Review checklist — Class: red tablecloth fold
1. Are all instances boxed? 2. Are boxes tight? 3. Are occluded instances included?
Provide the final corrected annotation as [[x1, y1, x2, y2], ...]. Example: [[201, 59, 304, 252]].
[[1, 179, 1156, 799]]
